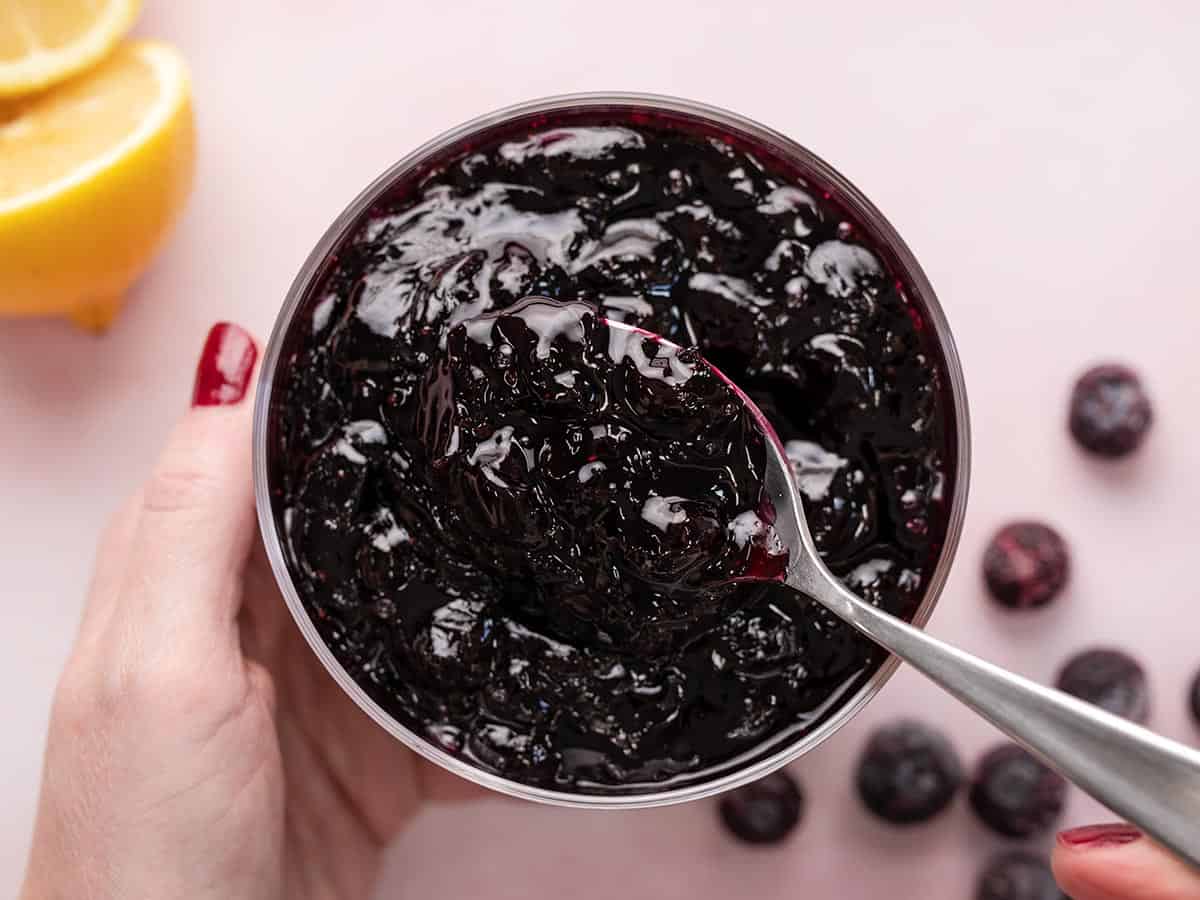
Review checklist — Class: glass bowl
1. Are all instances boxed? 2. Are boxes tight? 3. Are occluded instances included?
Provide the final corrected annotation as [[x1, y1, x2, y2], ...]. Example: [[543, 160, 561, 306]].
[[252, 92, 971, 809]]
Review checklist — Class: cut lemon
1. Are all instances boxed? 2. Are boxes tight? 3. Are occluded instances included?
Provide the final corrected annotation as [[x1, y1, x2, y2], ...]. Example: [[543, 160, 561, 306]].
[[0, 40, 194, 330], [0, 0, 141, 97]]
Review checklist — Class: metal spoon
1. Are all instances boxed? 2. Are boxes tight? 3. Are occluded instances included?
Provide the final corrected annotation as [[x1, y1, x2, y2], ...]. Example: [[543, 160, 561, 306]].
[[607, 317, 1200, 868]]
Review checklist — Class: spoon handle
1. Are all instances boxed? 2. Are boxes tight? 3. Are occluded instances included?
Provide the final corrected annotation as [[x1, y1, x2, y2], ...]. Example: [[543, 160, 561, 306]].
[[793, 567, 1200, 869]]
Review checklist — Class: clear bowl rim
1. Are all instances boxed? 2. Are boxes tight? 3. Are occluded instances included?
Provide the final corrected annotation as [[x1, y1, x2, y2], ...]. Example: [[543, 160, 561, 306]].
[[251, 90, 973, 810]]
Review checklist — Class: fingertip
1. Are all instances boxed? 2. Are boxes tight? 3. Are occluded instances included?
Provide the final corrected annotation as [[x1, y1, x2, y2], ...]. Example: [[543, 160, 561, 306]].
[[140, 319, 262, 525], [1051, 831, 1125, 900], [1053, 824, 1200, 900], [191, 322, 260, 409]]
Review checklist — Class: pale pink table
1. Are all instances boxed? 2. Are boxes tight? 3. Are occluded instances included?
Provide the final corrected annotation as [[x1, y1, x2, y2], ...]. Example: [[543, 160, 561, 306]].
[[3, 2, 1199, 897]]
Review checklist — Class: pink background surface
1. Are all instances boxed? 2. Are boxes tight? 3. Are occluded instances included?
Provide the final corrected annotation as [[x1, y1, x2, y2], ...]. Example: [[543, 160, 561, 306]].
[[3, 2, 1199, 897]]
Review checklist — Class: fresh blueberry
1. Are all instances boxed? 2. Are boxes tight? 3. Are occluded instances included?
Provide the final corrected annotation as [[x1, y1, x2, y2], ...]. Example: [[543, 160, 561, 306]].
[[856, 720, 963, 824], [1069, 363, 1153, 458], [976, 852, 1067, 900], [970, 744, 1067, 838], [1056, 648, 1149, 723], [983, 522, 1070, 609], [1191, 667, 1200, 728], [718, 770, 804, 845]]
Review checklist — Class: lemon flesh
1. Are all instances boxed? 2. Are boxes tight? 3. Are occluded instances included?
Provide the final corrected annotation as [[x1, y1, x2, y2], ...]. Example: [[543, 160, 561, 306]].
[[0, 40, 195, 329], [0, 0, 142, 97]]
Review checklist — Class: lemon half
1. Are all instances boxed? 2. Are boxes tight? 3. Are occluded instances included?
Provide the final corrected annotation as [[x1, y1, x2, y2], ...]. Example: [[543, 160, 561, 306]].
[[0, 0, 142, 97], [0, 40, 194, 329]]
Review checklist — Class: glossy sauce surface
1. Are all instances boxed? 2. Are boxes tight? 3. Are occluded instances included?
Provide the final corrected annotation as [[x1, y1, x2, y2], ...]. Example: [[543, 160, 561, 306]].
[[267, 113, 955, 791], [420, 298, 787, 656]]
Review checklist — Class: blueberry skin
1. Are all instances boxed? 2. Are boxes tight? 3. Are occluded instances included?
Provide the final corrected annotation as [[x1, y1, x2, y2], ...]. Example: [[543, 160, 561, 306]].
[[982, 522, 1070, 609], [1056, 648, 1149, 724], [1068, 363, 1152, 458], [856, 720, 964, 824], [970, 744, 1067, 838], [977, 852, 1068, 900], [718, 770, 804, 845], [1190, 667, 1200, 728]]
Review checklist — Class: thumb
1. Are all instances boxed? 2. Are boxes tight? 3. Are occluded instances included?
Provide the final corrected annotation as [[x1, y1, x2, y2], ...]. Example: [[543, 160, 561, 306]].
[[113, 322, 261, 651], [1053, 824, 1200, 900]]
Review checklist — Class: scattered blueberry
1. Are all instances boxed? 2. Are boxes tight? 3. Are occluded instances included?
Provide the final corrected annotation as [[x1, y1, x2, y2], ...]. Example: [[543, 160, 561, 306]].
[[1069, 363, 1153, 458], [983, 522, 1070, 609], [719, 770, 804, 845], [1190, 667, 1200, 728], [969, 744, 1067, 838], [1056, 648, 1149, 723], [976, 852, 1067, 900], [856, 720, 963, 824]]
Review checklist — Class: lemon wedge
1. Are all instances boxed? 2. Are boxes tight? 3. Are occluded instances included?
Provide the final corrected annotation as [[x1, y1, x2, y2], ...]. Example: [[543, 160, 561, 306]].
[[0, 40, 194, 329], [0, 0, 142, 97]]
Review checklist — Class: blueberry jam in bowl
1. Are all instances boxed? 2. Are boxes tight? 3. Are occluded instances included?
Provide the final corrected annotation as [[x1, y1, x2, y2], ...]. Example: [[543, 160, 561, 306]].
[[252, 93, 971, 807]]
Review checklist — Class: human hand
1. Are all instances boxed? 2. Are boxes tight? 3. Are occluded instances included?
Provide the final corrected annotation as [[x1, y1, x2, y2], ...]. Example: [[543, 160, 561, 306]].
[[21, 322, 470, 900], [1054, 823, 1200, 899]]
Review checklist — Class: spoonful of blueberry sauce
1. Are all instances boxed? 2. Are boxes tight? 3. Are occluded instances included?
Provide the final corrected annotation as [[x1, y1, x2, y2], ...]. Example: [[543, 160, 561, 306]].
[[434, 297, 1200, 866]]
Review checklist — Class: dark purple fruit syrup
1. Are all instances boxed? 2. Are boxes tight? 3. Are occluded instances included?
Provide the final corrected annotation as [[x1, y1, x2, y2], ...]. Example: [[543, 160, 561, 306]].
[[419, 297, 788, 654], [266, 108, 957, 791]]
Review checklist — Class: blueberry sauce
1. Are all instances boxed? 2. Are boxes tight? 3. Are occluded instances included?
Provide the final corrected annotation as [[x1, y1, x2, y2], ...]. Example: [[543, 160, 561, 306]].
[[419, 297, 787, 655], [267, 110, 957, 791]]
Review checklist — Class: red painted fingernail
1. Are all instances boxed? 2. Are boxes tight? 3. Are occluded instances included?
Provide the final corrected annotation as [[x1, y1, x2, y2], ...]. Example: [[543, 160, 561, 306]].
[[1058, 823, 1142, 849], [192, 322, 257, 407]]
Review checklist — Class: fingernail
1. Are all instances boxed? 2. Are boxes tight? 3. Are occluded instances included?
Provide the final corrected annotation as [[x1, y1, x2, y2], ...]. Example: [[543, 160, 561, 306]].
[[192, 323, 257, 407], [1058, 823, 1142, 850]]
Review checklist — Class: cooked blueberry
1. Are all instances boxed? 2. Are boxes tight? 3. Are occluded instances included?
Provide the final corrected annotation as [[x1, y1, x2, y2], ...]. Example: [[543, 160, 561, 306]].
[[784, 439, 878, 559], [1069, 363, 1152, 458], [466, 721, 554, 777], [970, 745, 1067, 838], [983, 522, 1070, 609], [415, 297, 784, 653], [856, 720, 963, 824], [718, 771, 804, 845], [1056, 648, 1149, 723], [410, 598, 497, 685], [976, 852, 1066, 900], [842, 556, 922, 618], [290, 506, 358, 586]]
